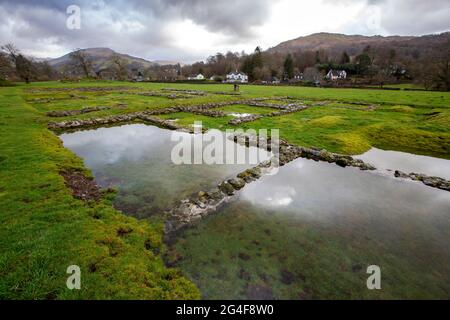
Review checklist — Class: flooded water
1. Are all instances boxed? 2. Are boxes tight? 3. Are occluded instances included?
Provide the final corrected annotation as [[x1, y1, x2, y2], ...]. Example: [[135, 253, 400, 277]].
[[356, 148, 450, 179], [60, 125, 450, 299], [60, 124, 269, 218], [228, 113, 253, 118], [173, 158, 450, 299]]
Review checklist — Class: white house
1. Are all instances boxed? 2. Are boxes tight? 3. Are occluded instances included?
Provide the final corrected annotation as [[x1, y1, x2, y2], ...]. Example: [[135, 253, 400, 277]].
[[326, 69, 347, 80], [187, 74, 205, 80], [226, 71, 248, 83], [293, 73, 304, 81]]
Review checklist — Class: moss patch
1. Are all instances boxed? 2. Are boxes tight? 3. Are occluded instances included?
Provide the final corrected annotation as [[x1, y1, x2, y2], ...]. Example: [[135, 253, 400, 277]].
[[310, 115, 344, 127]]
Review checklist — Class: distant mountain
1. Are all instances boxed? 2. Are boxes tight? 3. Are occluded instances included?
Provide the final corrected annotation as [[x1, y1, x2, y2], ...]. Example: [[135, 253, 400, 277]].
[[27, 56, 52, 63], [154, 60, 183, 66], [47, 48, 163, 71], [268, 32, 450, 56]]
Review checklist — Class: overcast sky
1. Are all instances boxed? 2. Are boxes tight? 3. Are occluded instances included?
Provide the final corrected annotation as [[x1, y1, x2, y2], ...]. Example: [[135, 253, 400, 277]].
[[0, 0, 449, 63]]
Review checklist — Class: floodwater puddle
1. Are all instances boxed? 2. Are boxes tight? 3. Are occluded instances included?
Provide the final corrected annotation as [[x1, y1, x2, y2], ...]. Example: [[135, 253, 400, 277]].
[[355, 148, 450, 179], [172, 158, 450, 299], [60, 123, 270, 218], [60, 125, 450, 299], [228, 113, 254, 118]]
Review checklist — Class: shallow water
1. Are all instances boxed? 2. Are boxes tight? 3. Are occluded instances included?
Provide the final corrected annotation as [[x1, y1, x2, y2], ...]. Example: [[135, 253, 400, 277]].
[[228, 113, 253, 118], [60, 125, 450, 299], [356, 148, 450, 179], [60, 124, 269, 218], [173, 158, 450, 299]]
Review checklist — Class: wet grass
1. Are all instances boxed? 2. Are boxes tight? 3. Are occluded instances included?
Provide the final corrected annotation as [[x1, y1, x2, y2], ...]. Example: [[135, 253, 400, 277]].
[[0, 86, 200, 299]]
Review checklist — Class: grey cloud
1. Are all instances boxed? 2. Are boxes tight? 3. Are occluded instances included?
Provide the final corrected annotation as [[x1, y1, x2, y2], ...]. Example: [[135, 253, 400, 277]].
[[148, 0, 272, 36], [0, 0, 272, 61], [322, 0, 450, 35], [0, 0, 448, 62], [378, 0, 450, 35]]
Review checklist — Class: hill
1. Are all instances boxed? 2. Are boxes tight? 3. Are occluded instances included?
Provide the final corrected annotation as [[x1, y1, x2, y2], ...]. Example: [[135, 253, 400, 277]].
[[268, 32, 450, 56], [47, 47, 162, 71]]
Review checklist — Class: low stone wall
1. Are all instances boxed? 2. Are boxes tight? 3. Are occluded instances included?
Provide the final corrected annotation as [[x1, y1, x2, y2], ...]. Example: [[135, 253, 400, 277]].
[[394, 171, 450, 191], [191, 109, 227, 117], [47, 97, 289, 125], [165, 159, 275, 234], [137, 114, 193, 132], [163, 88, 241, 96], [247, 101, 302, 109], [46, 100, 258, 130], [228, 114, 264, 124], [162, 88, 208, 96], [48, 114, 140, 130]]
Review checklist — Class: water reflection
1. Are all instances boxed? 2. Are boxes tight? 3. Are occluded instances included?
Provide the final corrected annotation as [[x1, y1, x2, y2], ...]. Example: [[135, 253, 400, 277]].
[[355, 148, 450, 179], [60, 124, 270, 218], [174, 158, 450, 299], [241, 158, 450, 223]]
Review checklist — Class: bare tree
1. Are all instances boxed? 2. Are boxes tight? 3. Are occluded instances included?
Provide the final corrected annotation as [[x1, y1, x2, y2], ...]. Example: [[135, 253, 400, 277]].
[[110, 53, 129, 81], [0, 52, 13, 80], [1, 43, 19, 60], [303, 67, 323, 82], [1, 43, 35, 83], [69, 49, 93, 78], [433, 53, 450, 91]]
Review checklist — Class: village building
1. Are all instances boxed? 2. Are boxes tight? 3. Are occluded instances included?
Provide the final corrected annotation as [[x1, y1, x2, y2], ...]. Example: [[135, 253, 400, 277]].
[[225, 71, 248, 83], [187, 74, 205, 80], [326, 69, 347, 80]]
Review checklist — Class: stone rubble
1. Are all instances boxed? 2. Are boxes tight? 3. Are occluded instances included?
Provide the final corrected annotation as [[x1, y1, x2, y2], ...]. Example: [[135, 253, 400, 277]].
[[47, 99, 276, 130], [163, 88, 241, 96], [161, 88, 208, 96], [394, 170, 450, 191], [165, 159, 276, 234]]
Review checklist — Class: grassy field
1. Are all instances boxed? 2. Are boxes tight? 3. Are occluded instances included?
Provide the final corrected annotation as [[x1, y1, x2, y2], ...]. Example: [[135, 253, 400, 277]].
[[0, 80, 449, 299]]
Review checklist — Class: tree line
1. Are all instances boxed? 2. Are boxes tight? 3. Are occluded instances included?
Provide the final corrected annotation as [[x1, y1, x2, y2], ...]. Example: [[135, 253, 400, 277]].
[[182, 42, 450, 90], [1, 42, 449, 91], [0, 44, 58, 85]]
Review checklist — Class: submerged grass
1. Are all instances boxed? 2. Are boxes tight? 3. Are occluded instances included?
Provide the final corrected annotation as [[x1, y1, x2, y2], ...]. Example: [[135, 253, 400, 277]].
[[174, 201, 450, 299]]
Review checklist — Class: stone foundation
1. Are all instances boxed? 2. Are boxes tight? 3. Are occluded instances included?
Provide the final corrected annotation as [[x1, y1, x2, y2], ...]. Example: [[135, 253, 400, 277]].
[[394, 171, 450, 191]]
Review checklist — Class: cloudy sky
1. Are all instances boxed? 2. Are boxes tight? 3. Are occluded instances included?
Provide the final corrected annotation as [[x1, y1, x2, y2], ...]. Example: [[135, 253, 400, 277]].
[[0, 0, 449, 63]]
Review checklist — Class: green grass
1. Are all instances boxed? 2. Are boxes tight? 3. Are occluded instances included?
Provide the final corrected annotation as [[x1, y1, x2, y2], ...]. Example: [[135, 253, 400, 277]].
[[383, 83, 425, 90], [0, 85, 200, 299], [1, 80, 449, 299]]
